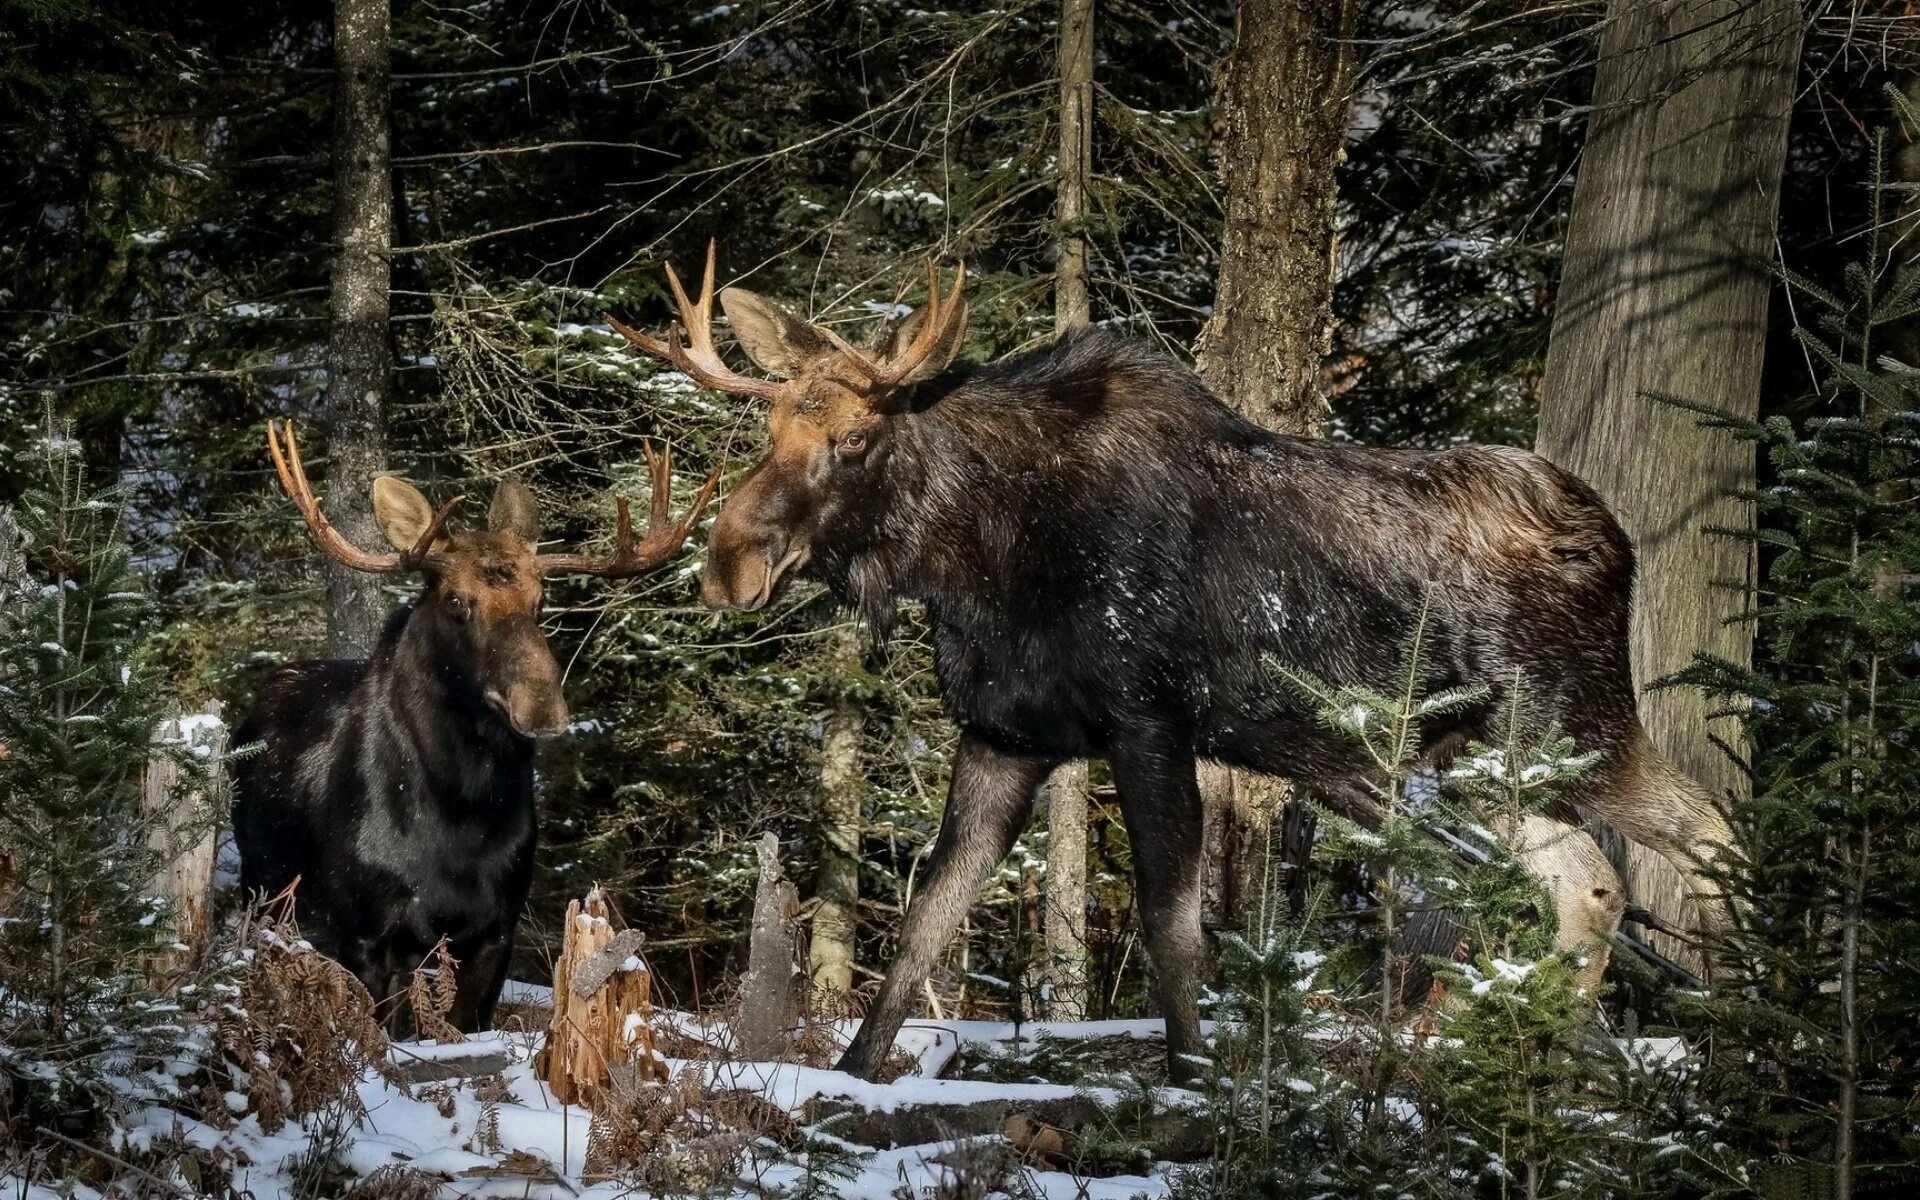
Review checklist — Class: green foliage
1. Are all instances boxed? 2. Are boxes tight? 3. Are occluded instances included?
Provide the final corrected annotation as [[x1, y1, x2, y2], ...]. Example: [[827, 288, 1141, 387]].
[[0, 419, 198, 1132], [1172, 616, 1692, 1199], [1667, 136, 1920, 1193]]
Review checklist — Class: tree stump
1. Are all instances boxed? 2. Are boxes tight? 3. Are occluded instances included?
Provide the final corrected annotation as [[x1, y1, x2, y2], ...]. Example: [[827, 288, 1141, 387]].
[[735, 832, 799, 1060], [542, 889, 662, 1106], [143, 703, 228, 982]]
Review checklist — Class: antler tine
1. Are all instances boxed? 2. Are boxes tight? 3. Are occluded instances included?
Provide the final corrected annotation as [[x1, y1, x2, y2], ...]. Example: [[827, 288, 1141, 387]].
[[533, 440, 721, 578], [605, 240, 783, 400], [663, 240, 716, 344], [267, 420, 411, 574], [871, 260, 968, 386], [643, 440, 673, 530], [400, 495, 465, 568]]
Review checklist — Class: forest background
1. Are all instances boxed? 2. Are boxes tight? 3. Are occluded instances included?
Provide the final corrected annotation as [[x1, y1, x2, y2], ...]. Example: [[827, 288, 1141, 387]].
[[4, 0, 1919, 1193]]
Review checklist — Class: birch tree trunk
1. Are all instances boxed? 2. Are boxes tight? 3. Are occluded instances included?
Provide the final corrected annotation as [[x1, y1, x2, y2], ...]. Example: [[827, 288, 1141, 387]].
[[1534, 0, 1801, 968], [1192, 0, 1358, 932], [808, 628, 864, 1015], [1041, 0, 1095, 1023], [324, 0, 393, 657]]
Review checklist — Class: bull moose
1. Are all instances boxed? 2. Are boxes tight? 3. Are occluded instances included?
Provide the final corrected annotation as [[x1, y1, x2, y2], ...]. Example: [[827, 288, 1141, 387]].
[[232, 421, 715, 1030], [614, 245, 1730, 1081]]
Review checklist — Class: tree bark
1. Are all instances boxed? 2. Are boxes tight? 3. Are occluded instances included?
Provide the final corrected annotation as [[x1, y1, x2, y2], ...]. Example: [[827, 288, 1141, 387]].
[[1193, 0, 1358, 932], [1193, 0, 1357, 432], [1040, 0, 1096, 1023], [1054, 0, 1094, 330], [142, 703, 228, 985], [808, 628, 864, 1015], [324, 0, 393, 658], [1887, 72, 1920, 373], [738, 833, 800, 1060], [1041, 762, 1090, 1020], [1534, 0, 1801, 967]]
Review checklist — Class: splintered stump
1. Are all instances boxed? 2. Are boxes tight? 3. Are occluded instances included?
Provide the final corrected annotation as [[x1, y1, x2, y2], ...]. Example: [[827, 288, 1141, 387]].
[[543, 889, 662, 1106], [142, 704, 228, 985], [734, 832, 800, 1061]]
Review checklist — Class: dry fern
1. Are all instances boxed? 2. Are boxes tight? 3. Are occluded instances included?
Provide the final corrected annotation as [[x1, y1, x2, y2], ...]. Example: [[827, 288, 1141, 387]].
[[215, 906, 404, 1134], [341, 1164, 450, 1200], [583, 1063, 803, 1188], [405, 938, 464, 1044]]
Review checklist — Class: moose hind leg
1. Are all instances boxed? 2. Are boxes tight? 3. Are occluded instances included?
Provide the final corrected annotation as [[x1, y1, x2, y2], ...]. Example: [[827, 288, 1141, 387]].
[[1110, 736, 1209, 1082], [1508, 813, 1625, 995], [834, 735, 1054, 1080]]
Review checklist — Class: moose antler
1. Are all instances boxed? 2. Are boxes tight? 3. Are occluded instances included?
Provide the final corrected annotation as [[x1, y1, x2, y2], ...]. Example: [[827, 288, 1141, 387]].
[[533, 441, 720, 577], [859, 259, 969, 387], [606, 241, 786, 400], [267, 419, 461, 573]]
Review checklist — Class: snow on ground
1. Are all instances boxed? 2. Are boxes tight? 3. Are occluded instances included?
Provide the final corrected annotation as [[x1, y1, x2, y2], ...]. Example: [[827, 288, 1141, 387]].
[[72, 1008, 1192, 1200], [6, 978, 1693, 1200]]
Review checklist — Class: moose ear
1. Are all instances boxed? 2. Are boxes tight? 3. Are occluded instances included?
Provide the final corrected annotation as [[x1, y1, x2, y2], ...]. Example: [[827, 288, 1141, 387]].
[[371, 476, 445, 553], [719, 288, 837, 378], [487, 479, 540, 543]]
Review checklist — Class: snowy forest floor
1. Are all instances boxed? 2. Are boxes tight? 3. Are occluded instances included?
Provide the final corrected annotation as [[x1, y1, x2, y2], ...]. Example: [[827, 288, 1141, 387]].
[[36, 980, 1213, 1200]]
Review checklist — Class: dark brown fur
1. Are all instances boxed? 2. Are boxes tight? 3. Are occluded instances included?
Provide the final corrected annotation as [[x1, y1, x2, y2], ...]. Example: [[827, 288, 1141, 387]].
[[638, 276, 1728, 1081], [232, 483, 566, 1030]]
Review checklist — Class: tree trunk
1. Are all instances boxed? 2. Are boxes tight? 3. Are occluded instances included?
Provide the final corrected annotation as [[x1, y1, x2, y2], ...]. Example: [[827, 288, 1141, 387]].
[[1887, 73, 1920, 373], [808, 628, 864, 1015], [324, 0, 393, 658], [1193, 0, 1358, 932], [542, 889, 661, 1106], [142, 703, 228, 985], [1054, 0, 1094, 330], [1193, 0, 1357, 432], [1042, 762, 1090, 1021], [1534, 0, 1801, 968], [1039, 0, 1099, 1024]]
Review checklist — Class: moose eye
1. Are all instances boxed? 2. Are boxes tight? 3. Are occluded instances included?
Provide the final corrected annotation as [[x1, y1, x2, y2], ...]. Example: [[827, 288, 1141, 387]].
[[838, 430, 869, 459], [446, 594, 470, 622]]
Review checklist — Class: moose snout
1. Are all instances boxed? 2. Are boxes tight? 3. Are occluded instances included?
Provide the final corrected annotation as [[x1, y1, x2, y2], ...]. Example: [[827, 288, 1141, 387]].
[[484, 684, 570, 740], [484, 620, 571, 739], [699, 553, 769, 610]]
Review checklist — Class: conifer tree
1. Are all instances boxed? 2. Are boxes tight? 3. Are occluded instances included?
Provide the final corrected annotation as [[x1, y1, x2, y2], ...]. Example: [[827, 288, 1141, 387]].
[[1674, 122, 1920, 1197], [0, 419, 196, 1132]]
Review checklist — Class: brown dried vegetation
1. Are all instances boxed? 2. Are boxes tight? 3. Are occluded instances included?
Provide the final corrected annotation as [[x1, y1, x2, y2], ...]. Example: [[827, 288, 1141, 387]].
[[583, 1066, 799, 1188], [404, 937, 465, 1044], [213, 906, 403, 1134]]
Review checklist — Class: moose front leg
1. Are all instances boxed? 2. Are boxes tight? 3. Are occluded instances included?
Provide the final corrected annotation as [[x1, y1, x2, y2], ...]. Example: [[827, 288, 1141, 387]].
[[835, 734, 1055, 1080], [1109, 733, 1210, 1082], [450, 929, 514, 1033]]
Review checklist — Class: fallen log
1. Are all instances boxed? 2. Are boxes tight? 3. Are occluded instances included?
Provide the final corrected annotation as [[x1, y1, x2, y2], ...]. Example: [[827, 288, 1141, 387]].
[[803, 1090, 1211, 1161]]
